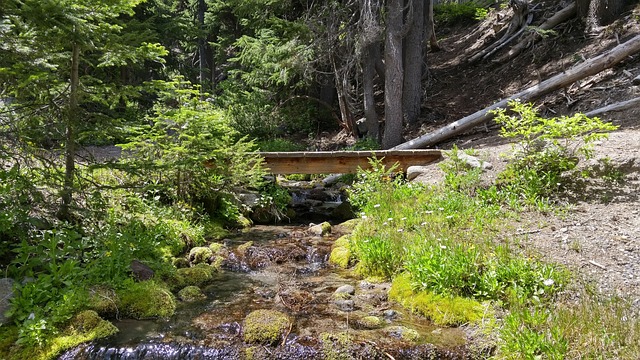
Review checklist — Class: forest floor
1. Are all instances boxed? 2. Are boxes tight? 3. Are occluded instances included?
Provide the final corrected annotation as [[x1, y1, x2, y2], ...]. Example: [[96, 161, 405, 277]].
[[413, 4, 640, 306]]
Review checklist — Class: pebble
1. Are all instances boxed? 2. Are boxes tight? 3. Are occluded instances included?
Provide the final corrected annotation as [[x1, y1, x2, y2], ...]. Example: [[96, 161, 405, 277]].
[[333, 299, 355, 312], [335, 284, 355, 296]]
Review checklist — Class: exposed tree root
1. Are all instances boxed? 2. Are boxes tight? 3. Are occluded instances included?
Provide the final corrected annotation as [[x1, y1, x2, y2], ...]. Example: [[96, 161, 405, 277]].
[[468, 0, 531, 63], [496, 2, 577, 63]]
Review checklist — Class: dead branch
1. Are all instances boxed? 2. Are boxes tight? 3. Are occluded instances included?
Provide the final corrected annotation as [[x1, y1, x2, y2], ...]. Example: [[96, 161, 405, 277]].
[[584, 97, 640, 117], [496, 2, 577, 63], [393, 34, 640, 150]]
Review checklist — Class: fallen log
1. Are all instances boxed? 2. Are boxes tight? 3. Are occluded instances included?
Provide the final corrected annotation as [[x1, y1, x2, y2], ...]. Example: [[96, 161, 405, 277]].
[[393, 34, 640, 150], [584, 97, 640, 117]]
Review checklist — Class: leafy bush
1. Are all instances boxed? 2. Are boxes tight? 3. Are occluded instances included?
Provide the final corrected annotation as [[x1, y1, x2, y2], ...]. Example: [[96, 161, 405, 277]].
[[492, 100, 618, 207]]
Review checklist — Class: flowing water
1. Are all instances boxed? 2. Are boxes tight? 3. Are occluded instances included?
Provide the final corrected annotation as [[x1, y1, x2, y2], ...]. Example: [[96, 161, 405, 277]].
[[60, 194, 470, 359]]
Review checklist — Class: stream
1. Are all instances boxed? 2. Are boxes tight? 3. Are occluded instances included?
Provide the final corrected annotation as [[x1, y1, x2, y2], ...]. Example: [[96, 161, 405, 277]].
[[59, 189, 470, 359]]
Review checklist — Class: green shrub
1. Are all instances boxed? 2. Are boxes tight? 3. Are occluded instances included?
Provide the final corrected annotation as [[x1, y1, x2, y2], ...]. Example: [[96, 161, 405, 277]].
[[435, 2, 489, 25], [491, 100, 618, 208], [119, 77, 266, 206]]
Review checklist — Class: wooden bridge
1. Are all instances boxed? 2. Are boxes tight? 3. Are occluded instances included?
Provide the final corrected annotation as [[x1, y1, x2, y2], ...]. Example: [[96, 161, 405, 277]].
[[258, 149, 442, 174]]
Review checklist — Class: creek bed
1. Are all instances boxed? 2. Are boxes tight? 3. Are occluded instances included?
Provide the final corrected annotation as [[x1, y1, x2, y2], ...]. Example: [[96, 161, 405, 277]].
[[60, 224, 470, 359]]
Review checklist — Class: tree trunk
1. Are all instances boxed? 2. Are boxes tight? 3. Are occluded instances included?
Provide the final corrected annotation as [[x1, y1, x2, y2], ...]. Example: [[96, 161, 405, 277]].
[[577, 0, 626, 28], [403, 0, 425, 125], [425, 0, 439, 51], [332, 55, 358, 136], [382, 0, 404, 149], [59, 42, 80, 220], [197, 0, 208, 91], [393, 34, 640, 150], [363, 44, 380, 141]]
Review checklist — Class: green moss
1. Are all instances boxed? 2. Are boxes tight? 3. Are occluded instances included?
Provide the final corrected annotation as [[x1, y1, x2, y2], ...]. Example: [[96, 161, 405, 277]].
[[209, 242, 224, 254], [243, 309, 290, 344], [357, 315, 383, 329], [8, 311, 119, 360], [189, 246, 213, 264], [389, 273, 485, 326], [329, 246, 351, 268], [172, 257, 190, 268], [87, 286, 119, 317], [333, 235, 351, 248], [176, 263, 216, 287], [203, 219, 229, 240], [363, 276, 386, 284], [237, 241, 254, 256], [237, 215, 253, 228], [244, 345, 269, 360], [321, 221, 332, 235], [118, 281, 176, 319], [178, 286, 206, 302], [320, 332, 353, 360], [338, 219, 360, 230]]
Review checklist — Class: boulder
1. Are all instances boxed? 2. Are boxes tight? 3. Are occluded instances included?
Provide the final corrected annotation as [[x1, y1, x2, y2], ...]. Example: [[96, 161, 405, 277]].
[[457, 152, 493, 170], [130, 260, 154, 281], [309, 222, 331, 236]]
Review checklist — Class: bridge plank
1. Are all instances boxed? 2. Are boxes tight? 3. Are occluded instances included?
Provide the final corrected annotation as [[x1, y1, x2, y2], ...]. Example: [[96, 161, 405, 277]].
[[258, 150, 442, 174]]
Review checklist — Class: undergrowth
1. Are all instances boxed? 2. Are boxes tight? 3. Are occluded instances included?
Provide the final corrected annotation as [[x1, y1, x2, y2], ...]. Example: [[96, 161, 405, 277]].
[[346, 106, 637, 358]]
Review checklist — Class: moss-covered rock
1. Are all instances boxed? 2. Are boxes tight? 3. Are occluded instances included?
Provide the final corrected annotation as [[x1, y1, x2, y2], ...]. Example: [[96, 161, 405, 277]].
[[385, 326, 420, 342], [118, 281, 176, 319], [389, 273, 485, 326], [87, 286, 119, 317], [333, 235, 351, 248], [172, 257, 190, 269], [309, 222, 331, 236], [338, 219, 360, 231], [243, 309, 290, 345], [178, 286, 206, 302], [237, 215, 253, 229], [176, 263, 216, 287], [329, 246, 351, 268], [356, 315, 383, 329], [189, 246, 213, 264], [209, 242, 224, 254], [237, 241, 254, 256]]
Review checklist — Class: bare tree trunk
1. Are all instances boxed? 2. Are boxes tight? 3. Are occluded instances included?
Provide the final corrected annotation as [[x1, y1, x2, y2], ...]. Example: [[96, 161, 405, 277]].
[[425, 0, 440, 51], [382, 0, 404, 149], [403, 0, 425, 125], [394, 34, 640, 149], [363, 44, 380, 141], [59, 42, 79, 220]]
